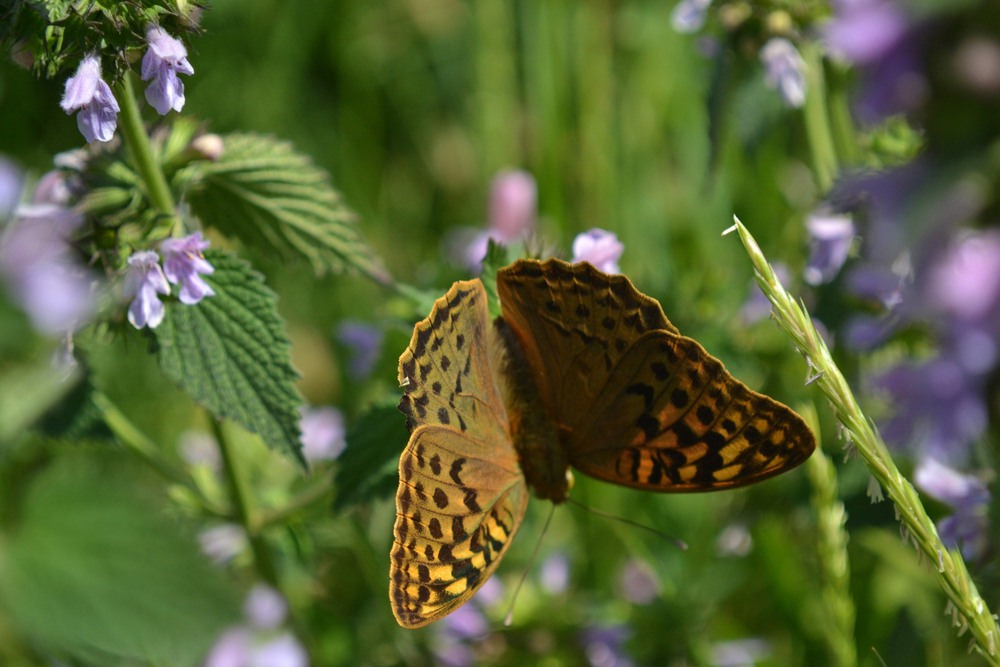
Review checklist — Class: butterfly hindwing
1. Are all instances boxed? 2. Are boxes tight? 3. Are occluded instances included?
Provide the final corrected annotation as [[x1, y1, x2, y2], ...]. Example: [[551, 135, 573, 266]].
[[391, 425, 528, 628], [393, 279, 529, 628], [497, 258, 815, 492]]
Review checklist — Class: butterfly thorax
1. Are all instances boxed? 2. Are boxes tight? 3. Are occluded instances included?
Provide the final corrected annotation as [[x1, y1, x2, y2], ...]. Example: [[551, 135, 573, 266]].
[[492, 319, 571, 503]]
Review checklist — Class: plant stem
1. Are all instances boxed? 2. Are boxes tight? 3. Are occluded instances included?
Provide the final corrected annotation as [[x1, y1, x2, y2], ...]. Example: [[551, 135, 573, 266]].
[[256, 470, 334, 530], [801, 43, 839, 193], [729, 217, 1000, 665], [115, 73, 176, 217], [211, 419, 280, 588]]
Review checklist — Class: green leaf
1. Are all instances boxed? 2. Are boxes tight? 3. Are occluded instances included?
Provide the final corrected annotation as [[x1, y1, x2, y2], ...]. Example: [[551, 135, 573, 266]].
[[183, 133, 388, 281], [0, 447, 241, 666], [333, 401, 408, 511], [153, 249, 305, 467], [35, 363, 114, 443]]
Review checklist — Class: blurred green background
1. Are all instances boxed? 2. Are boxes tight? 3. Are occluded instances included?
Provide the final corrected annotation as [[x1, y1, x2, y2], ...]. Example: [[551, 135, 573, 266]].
[[0, 1, 981, 665]]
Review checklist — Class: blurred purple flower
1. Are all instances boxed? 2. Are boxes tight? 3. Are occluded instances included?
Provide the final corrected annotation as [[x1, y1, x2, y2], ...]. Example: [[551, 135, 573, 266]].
[[123, 250, 169, 329], [336, 321, 383, 380], [804, 211, 855, 285], [32, 170, 73, 207], [451, 170, 537, 271], [244, 585, 288, 630], [617, 559, 660, 605], [0, 204, 95, 334], [60, 55, 119, 143], [580, 624, 635, 667], [0, 156, 23, 217], [740, 262, 791, 325], [299, 405, 346, 463], [671, 0, 711, 34], [915, 457, 990, 559], [823, 0, 909, 65], [572, 228, 624, 273], [760, 38, 807, 108], [539, 552, 570, 594], [873, 354, 988, 465], [716, 523, 753, 557], [204, 585, 307, 667], [161, 232, 215, 305], [179, 430, 221, 470], [926, 230, 1000, 326], [142, 26, 194, 115], [432, 577, 500, 667], [442, 604, 488, 640], [199, 524, 247, 565]]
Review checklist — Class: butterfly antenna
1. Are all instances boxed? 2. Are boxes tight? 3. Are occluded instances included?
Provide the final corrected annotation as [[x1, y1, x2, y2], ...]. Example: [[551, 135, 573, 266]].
[[566, 498, 688, 550], [502, 503, 556, 627]]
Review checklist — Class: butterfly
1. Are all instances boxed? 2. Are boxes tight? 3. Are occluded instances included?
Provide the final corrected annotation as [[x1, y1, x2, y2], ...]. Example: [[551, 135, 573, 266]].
[[390, 258, 815, 628]]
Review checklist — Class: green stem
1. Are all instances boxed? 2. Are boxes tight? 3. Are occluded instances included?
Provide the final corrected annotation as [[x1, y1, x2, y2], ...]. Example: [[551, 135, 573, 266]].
[[211, 419, 280, 588], [801, 43, 839, 193], [93, 390, 192, 489], [256, 470, 334, 530], [115, 73, 176, 217], [731, 217, 1000, 665]]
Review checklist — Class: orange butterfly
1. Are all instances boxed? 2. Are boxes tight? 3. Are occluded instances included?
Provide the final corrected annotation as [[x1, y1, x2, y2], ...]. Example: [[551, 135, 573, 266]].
[[390, 258, 815, 628]]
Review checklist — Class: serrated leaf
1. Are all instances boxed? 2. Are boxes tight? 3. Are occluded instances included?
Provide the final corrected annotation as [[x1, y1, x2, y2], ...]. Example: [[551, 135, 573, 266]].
[[183, 133, 388, 281], [333, 402, 408, 511], [153, 249, 305, 466], [36, 363, 114, 443], [0, 448, 241, 666]]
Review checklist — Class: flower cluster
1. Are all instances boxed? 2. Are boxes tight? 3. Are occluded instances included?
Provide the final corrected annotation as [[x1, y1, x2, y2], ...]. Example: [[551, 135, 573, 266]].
[[203, 585, 307, 667], [450, 170, 537, 272], [124, 232, 215, 329], [60, 27, 193, 144]]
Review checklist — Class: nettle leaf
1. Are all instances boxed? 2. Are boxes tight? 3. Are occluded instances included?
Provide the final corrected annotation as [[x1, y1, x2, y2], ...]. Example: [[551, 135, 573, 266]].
[[153, 249, 305, 467], [183, 133, 387, 280], [0, 447, 240, 666], [333, 402, 408, 511]]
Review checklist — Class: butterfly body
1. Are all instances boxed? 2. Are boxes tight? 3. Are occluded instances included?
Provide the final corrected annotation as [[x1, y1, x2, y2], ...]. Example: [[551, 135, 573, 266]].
[[391, 258, 815, 628]]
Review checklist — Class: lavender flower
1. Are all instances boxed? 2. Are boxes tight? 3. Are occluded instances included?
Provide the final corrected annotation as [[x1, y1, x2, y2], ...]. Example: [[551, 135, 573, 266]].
[[708, 638, 772, 666], [0, 204, 95, 334], [572, 228, 624, 273], [617, 559, 660, 605], [822, 0, 909, 65], [0, 156, 23, 217], [671, 0, 712, 34], [161, 232, 215, 305], [198, 524, 247, 565], [580, 624, 635, 667], [450, 170, 537, 271], [760, 38, 807, 108], [141, 26, 195, 115], [123, 250, 169, 329], [299, 406, 347, 463], [915, 457, 990, 559], [336, 321, 383, 380], [804, 211, 855, 285], [203, 585, 307, 667], [539, 552, 570, 594], [60, 55, 120, 143]]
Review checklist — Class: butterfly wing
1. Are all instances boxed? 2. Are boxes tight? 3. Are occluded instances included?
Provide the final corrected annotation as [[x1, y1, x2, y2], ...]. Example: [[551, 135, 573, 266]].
[[496, 258, 815, 492], [392, 279, 529, 628]]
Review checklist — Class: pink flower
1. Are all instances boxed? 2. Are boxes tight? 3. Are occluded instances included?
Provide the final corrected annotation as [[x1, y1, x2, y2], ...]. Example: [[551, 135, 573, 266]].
[[451, 170, 537, 271], [571, 228, 624, 273]]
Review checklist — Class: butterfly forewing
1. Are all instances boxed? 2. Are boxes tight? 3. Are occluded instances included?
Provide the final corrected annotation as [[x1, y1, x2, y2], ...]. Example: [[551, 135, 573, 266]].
[[393, 280, 529, 628], [497, 258, 815, 493]]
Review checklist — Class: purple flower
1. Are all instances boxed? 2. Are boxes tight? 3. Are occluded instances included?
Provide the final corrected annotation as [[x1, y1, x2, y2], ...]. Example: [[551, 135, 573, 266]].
[[60, 55, 120, 143], [0, 156, 23, 217], [336, 321, 383, 380], [671, 0, 712, 34], [926, 230, 1000, 326], [873, 354, 988, 464], [823, 0, 909, 65], [804, 211, 855, 285], [32, 170, 73, 207], [760, 38, 807, 108], [161, 232, 215, 305], [572, 228, 624, 273], [617, 559, 660, 605], [709, 638, 772, 666], [915, 457, 990, 559], [580, 624, 635, 667], [198, 524, 247, 565], [0, 204, 95, 334], [450, 170, 537, 271], [141, 26, 194, 115], [539, 552, 570, 594], [203, 585, 307, 667], [299, 406, 346, 463], [123, 250, 169, 329]]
